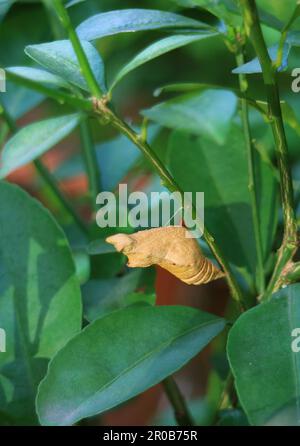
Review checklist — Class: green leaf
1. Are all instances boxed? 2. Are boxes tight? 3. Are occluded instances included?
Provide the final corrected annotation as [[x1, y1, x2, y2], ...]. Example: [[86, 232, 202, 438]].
[[173, 0, 283, 30], [143, 89, 237, 145], [167, 120, 278, 284], [96, 135, 141, 191], [154, 82, 220, 96], [110, 33, 217, 91], [25, 40, 106, 92], [227, 283, 300, 426], [6, 66, 70, 89], [73, 251, 90, 285], [82, 268, 155, 321], [257, 0, 297, 24], [170, 0, 241, 25], [87, 239, 117, 256], [66, 0, 86, 7], [1, 83, 43, 120], [0, 181, 82, 425], [0, 113, 81, 178], [76, 9, 210, 41], [232, 44, 291, 74], [36, 305, 225, 425]]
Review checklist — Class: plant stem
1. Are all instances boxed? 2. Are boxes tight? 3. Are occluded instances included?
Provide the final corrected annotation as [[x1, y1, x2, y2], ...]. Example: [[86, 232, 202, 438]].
[[34, 159, 89, 234], [6, 71, 93, 112], [235, 48, 265, 295], [6, 32, 247, 308], [80, 119, 101, 209], [44, 2, 102, 214], [0, 101, 88, 235], [240, 0, 298, 300], [93, 102, 247, 309], [52, 0, 103, 98], [162, 376, 195, 426], [218, 371, 237, 410]]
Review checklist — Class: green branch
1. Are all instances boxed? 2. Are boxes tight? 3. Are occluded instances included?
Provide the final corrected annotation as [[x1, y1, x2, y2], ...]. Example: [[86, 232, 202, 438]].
[[235, 46, 265, 295], [162, 376, 195, 426], [53, 0, 103, 98], [80, 119, 101, 210], [240, 0, 298, 300], [92, 100, 248, 310]]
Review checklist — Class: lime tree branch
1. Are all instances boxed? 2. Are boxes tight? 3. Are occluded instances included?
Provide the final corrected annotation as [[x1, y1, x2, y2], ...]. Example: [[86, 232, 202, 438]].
[[240, 0, 298, 300], [162, 376, 195, 426], [235, 44, 265, 295], [52, 0, 103, 98], [51, 0, 103, 211]]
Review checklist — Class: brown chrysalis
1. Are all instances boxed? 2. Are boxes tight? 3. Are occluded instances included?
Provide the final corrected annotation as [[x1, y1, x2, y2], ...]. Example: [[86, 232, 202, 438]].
[[106, 226, 225, 285]]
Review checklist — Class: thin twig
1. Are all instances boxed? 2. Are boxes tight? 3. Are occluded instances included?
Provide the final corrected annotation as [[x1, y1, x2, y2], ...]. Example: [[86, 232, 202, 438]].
[[235, 46, 265, 295], [53, 0, 103, 98], [33, 159, 89, 234], [162, 377, 195, 426], [240, 0, 298, 300], [80, 118, 101, 210], [8, 0, 247, 309]]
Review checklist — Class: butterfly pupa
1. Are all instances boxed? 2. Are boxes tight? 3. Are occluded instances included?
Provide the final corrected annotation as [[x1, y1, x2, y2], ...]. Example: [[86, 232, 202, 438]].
[[106, 226, 225, 285]]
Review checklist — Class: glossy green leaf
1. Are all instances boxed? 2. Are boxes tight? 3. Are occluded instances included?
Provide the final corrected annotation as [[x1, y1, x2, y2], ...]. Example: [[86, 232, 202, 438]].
[[110, 33, 217, 90], [232, 44, 291, 74], [87, 239, 117, 256], [0, 0, 15, 22], [257, 100, 300, 138], [218, 409, 249, 426], [25, 40, 106, 92], [66, 0, 86, 7], [154, 82, 219, 97], [167, 121, 278, 283], [82, 268, 155, 321], [6, 66, 70, 89], [36, 305, 225, 425], [143, 89, 237, 145], [76, 9, 210, 41], [288, 31, 300, 46], [227, 283, 300, 426], [171, 0, 240, 25], [0, 113, 81, 178], [257, 0, 297, 24], [173, 0, 283, 30], [0, 181, 82, 425], [1, 83, 43, 120]]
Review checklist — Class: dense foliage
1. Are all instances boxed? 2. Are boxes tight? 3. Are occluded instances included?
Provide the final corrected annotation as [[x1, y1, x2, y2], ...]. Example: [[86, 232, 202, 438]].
[[0, 0, 300, 426]]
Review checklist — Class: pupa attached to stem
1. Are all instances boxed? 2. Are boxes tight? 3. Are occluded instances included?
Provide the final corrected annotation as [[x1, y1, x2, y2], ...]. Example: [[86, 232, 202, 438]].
[[106, 226, 225, 285]]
